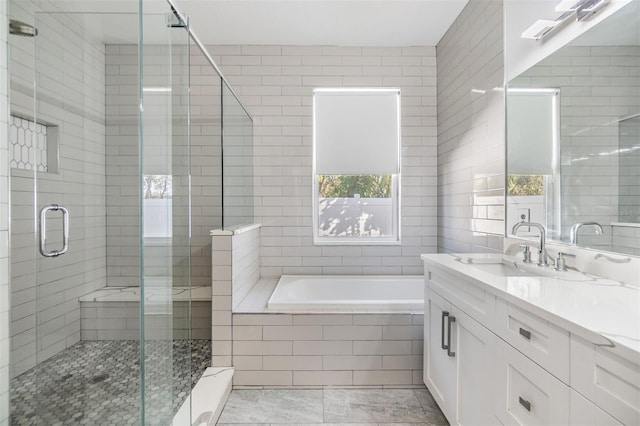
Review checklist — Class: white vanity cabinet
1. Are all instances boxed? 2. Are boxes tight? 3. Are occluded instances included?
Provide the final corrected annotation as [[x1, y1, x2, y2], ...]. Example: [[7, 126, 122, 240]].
[[424, 285, 498, 425], [422, 255, 640, 426]]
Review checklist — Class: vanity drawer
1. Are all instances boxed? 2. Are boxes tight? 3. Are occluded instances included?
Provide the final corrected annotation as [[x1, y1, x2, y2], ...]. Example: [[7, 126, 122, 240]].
[[495, 338, 570, 425], [570, 389, 622, 426], [571, 336, 640, 426], [495, 298, 570, 383], [426, 265, 496, 329]]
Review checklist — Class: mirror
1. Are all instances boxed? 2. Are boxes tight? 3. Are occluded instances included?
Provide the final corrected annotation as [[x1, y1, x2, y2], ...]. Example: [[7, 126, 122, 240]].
[[506, 1, 640, 256]]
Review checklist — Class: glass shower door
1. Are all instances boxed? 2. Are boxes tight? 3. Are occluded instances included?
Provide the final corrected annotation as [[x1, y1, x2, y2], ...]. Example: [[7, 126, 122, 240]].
[[9, 10, 138, 424], [9, 6, 197, 425]]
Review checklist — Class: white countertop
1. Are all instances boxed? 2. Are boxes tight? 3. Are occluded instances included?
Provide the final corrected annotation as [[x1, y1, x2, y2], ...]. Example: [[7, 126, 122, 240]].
[[421, 253, 640, 361]]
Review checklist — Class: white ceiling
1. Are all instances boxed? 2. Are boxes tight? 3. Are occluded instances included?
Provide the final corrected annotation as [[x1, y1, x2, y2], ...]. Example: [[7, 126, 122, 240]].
[[49, 0, 469, 46], [176, 0, 469, 46]]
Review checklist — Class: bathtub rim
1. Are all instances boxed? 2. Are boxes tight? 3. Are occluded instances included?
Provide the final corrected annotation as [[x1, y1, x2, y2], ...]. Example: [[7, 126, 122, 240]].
[[266, 274, 425, 314]]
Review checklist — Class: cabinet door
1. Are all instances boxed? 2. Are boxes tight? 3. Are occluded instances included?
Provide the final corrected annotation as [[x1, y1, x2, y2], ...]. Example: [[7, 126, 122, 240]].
[[424, 286, 456, 420], [454, 307, 497, 425]]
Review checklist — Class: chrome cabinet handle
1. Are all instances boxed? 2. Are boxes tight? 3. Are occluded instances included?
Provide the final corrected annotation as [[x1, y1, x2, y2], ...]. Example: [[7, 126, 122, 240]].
[[519, 396, 531, 412], [446, 316, 456, 357], [441, 311, 449, 350], [39, 204, 69, 257], [519, 327, 532, 340]]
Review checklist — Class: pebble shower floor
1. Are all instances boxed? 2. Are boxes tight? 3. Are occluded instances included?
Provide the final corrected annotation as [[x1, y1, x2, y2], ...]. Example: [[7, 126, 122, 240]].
[[10, 340, 211, 425]]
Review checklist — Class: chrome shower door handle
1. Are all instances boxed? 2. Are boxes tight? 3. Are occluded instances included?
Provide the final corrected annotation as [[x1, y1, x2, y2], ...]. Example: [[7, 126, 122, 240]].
[[39, 204, 69, 257]]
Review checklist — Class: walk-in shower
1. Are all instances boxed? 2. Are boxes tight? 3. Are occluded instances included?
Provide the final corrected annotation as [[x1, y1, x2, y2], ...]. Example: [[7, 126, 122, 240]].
[[6, 0, 253, 424]]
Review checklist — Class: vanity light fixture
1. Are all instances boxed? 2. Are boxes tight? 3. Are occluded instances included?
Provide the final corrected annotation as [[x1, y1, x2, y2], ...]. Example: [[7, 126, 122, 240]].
[[521, 11, 574, 40], [522, 19, 561, 40], [523, 0, 609, 40], [556, 0, 610, 20]]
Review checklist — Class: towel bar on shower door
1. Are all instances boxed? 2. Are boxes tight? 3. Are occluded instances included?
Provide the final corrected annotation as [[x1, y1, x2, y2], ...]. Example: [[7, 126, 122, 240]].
[[39, 204, 69, 257]]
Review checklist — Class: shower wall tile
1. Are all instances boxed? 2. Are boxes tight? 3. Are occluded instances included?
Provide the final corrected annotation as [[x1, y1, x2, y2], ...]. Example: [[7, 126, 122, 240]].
[[0, 0, 9, 421], [436, 0, 506, 253], [79, 301, 211, 341], [207, 44, 438, 276], [9, 1, 107, 378], [106, 44, 222, 289]]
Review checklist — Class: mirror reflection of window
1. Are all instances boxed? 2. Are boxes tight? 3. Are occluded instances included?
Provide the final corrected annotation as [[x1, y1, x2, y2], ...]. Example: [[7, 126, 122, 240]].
[[506, 88, 560, 239]]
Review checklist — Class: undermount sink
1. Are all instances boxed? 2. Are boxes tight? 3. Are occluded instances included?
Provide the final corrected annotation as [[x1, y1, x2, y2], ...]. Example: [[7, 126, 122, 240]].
[[463, 260, 539, 277]]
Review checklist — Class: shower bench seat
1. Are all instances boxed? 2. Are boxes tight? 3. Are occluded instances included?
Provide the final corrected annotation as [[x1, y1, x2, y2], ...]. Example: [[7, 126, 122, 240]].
[[79, 285, 211, 340]]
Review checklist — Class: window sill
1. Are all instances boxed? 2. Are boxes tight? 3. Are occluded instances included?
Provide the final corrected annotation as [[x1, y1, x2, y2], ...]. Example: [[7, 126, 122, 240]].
[[313, 237, 401, 246]]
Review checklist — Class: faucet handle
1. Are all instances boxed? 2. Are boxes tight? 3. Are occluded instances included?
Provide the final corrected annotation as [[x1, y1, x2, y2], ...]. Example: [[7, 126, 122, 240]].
[[554, 252, 576, 272], [518, 244, 532, 263]]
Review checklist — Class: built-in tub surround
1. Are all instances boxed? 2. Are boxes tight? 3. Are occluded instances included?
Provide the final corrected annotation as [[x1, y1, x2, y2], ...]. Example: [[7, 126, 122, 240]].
[[211, 226, 424, 386], [232, 279, 424, 388], [211, 225, 261, 367]]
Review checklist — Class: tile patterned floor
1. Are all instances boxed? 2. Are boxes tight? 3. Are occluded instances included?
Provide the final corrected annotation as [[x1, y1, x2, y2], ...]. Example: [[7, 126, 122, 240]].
[[10, 340, 211, 426], [218, 388, 448, 425]]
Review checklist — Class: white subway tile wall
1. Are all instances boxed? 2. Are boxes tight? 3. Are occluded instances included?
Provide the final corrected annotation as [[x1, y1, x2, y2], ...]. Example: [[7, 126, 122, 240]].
[[436, 0, 506, 253], [231, 313, 424, 387], [512, 46, 640, 253], [211, 227, 261, 367], [80, 301, 211, 340], [9, 2, 107, 377], [106, 44, 223, 287], [207, 44, 438, 275], [232, 229, 260, 310], [0, 0, 10, 422]]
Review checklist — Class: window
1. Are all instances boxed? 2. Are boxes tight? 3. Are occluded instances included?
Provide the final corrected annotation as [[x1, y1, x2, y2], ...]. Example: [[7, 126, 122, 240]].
[[143, 175, 172, 239], [312, 88, 401, 245]]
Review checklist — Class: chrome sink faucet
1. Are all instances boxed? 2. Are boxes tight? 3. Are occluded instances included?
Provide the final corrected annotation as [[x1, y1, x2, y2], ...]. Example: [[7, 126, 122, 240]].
[[512, 221, 549, 267], [570, 222, 603, 245]]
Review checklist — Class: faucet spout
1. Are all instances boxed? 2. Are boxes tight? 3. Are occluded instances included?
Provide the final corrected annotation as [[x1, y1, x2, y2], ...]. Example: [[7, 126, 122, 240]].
[[570, 222, 604, 245], [512, 221, 548, 267]]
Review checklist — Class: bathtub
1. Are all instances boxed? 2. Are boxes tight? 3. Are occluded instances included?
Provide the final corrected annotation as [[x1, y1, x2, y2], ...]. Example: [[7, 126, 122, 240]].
[[267, 275, 424, 312]]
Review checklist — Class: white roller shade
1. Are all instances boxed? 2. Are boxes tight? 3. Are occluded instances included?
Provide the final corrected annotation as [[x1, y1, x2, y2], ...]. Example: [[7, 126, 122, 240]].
[[314, 89, 400, 175], [507, 89, 557, 175]]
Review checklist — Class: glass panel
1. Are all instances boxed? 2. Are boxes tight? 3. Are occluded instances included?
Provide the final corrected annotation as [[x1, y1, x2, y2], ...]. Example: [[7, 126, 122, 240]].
[[222, 81, 254, 228], [140, 8, 193, 425]]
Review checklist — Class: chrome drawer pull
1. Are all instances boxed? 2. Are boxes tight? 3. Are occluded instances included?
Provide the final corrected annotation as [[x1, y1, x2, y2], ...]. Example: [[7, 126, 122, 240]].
[[519, 396, 531, 412], [441, 311, 449, 350], [446, 316, 456, 357], [519, 327, 531, 340]]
